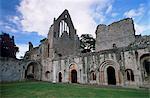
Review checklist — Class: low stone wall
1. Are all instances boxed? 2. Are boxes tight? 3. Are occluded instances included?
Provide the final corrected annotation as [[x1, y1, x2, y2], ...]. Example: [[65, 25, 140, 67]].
[[0, 57, 26, 82]]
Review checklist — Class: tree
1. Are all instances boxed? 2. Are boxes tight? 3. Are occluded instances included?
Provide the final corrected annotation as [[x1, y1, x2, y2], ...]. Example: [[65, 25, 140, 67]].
[[80, 34, 95, 53], [40, 38, 47, 43], [0, 32, 19, 58]]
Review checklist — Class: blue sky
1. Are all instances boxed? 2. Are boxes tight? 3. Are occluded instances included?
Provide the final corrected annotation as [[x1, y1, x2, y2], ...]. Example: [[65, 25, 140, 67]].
[[0, 0, 150, 58]]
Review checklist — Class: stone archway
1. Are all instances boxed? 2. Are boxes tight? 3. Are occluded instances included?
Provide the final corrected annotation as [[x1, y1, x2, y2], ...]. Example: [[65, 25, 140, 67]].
[[71, 70, 77, 83], [125, 69, 134, 81], [69, 64, 78, 83], [58, 72, 62, 82], [99, 60, 122, 86], [107, 66, 116, 85], [143, 59, 150, 77], [25, 62, 41, 80], [140, 54, 150, 81], [25, 64, 34, 79], [90, 70, 96, 81], [45, 71, 50, 81]]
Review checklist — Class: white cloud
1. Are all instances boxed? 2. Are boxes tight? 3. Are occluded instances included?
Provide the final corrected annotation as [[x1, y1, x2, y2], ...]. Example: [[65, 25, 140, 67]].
[[91, 0, 114, 24], [106, 5, 112, 14], [16, 44, 29, 59], [111, 13, 118, 17], [4, 25, 18, 32], [124, 4, 145, 18], [134, 23, 150, 35], [4, 16, 23, 33], [124, 4, 150, 35], [17, 0, 114, 37], [10, 16, 20, 24]]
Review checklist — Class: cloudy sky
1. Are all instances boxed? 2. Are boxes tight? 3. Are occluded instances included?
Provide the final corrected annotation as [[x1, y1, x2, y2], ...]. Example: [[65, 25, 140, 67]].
[[0, 0, 150, 58]]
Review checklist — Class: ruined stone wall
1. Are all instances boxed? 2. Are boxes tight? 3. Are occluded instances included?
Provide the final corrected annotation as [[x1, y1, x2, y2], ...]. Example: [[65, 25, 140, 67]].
[[0, 57, 43, 82], [46, 46, 149, 87], [50, 9, 80, 57], [53, 33, 80, 57], [21, 10, 149, 88], [95, 18, 135, 51], [123, 47, 150, 87], [41, 58, 53, 81], [0, 57, 26, 82], [24, 41, 47, 61], [50, 50, 123, 85]]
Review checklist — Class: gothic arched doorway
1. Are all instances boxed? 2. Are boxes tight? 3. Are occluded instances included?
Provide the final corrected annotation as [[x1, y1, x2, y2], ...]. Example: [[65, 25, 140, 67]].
[[107, 66, 116, 85], [58, 72, 62, 82], [71, 70, 77, 83]]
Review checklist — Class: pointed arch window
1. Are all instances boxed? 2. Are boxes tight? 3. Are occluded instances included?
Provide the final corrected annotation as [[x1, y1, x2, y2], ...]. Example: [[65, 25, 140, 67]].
[[59, 20, 69, 37], [125, 69, 134, 81]]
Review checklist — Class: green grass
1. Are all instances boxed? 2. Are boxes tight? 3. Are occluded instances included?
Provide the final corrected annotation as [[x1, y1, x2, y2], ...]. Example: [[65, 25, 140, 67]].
[[0, 81, 149, 98]]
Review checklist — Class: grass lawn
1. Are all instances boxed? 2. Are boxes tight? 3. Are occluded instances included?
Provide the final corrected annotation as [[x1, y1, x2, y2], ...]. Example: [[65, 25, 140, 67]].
[[0, 81, 149, 98]]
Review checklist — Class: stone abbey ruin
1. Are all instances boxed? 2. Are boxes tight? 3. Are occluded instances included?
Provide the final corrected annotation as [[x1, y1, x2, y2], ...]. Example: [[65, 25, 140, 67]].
[[0, 10, 150, 88]]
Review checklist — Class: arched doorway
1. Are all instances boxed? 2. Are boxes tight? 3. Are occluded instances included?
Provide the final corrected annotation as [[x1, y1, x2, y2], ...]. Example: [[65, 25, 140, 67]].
[[69, 64, 78, 83], [140, 54, 150, 81], [45, 71, 50, 80], [107, 66, 116, 85], [143, 59, 150, 77], [25, 65, 35, 79], [25, 62, 41, 80], [58, 72, 62, 82], [71, 70, 77, 83]]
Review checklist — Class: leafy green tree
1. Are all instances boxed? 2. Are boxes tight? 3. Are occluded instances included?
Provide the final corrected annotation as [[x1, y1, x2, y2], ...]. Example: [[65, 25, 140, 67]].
[[80, 34, 95, 53]]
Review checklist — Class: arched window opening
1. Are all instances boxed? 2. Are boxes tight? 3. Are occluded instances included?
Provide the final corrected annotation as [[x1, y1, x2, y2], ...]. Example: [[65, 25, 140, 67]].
[[90, 71, 96, 80], [59, 20, 69, 37], [125, 69, 134, 81]]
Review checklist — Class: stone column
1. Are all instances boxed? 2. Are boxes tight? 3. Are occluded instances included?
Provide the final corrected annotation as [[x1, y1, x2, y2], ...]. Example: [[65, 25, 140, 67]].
[[53, 64, 56, 83]]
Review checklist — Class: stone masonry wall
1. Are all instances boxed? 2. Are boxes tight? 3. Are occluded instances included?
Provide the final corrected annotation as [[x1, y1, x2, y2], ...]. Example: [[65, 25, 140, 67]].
[[95, 18, 135, 51], [0, 57, 26, 82]]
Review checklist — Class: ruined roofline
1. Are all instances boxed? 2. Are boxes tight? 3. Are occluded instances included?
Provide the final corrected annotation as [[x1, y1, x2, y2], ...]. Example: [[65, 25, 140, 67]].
[[98, 18, 133, 27], [56, 9, 68, 20], [49, 9, 68, 28], [135, 35, 150, 38], [95, 18, 134, 34], [108, 18, 133, 26], [54, 9, 75, 29]]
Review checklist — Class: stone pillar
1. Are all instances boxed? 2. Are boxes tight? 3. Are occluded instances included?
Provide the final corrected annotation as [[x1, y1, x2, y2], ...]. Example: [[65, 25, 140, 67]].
[[100, 71, 105, 85], [53, 64, 56, 83]]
